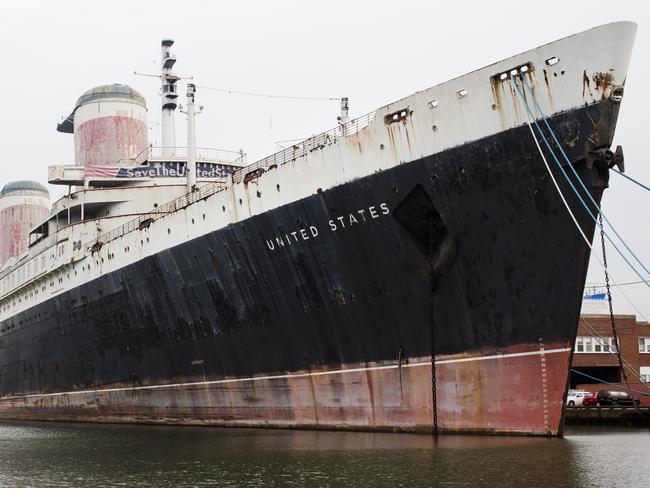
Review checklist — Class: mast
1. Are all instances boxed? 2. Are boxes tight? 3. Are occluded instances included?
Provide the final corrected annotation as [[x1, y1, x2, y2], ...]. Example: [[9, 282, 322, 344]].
[[184, 83, 198, 192], [338, 97, 350, 136], [160, 39, 179, 156], [339, 97, 350, 125]]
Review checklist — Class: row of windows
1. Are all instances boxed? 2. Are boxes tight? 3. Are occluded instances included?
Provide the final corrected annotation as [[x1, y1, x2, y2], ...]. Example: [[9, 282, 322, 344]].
[[575, 336, 650, 354], [575, 336, 618, 353], [1, 244, 66, 296], [1, 238, 121, 317]]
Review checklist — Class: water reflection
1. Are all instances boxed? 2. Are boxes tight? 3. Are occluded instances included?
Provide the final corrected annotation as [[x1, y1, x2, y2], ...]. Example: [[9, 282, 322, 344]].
[[0, 421, 646, 487]]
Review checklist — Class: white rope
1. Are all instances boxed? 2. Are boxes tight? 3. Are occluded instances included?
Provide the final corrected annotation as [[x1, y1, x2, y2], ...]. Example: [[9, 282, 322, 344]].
[[515, 93, 650, 324]]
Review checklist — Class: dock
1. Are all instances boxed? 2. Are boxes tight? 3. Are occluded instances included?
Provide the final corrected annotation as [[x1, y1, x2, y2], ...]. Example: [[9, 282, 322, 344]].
[[565, 406, 650, 426]]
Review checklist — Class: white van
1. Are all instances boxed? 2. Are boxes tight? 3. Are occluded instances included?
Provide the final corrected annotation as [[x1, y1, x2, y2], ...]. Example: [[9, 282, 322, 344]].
[[566, 391, 592, 407]]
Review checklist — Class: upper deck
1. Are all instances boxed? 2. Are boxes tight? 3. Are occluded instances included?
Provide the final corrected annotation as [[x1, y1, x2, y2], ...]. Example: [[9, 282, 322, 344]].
[[0, 146, 246, 303]]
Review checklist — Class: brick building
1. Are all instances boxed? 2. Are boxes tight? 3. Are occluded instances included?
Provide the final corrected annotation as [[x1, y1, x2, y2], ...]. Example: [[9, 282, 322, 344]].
[[570, 313, 650, 406]]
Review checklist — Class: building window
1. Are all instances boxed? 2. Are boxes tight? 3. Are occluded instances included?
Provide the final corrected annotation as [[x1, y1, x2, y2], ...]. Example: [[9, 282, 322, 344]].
[[575, 336, 617, 353], [639, 337, 650, 354], [641, 367, 650, 383]]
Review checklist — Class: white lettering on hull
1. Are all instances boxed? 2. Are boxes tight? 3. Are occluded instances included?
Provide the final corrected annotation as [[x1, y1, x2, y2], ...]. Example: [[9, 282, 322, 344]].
[[265, 202, 390, 251]]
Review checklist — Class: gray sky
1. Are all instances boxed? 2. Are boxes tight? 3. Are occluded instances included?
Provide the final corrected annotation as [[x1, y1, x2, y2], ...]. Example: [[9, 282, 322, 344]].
[[1, 0, 649, 316]]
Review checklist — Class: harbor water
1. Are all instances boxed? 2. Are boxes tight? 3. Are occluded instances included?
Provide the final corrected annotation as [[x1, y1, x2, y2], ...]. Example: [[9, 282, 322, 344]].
[[0, 421, 647, 487]]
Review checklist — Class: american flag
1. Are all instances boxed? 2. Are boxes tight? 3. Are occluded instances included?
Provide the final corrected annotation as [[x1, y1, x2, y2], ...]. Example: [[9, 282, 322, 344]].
[[84, 165, 122, 179]]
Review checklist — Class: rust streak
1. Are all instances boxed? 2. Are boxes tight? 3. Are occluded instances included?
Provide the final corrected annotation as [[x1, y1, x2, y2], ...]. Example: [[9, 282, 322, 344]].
[[543, 69, 550, 89], [592, 72, 614, 100], [489, 76, 508, 130], [582, 70, 590, 98]]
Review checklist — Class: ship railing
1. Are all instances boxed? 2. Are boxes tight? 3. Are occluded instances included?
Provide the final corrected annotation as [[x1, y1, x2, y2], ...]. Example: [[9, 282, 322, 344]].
[[232, 110, 377, 183], [91, 180, 228, 248], [115, 146, 247, 166]]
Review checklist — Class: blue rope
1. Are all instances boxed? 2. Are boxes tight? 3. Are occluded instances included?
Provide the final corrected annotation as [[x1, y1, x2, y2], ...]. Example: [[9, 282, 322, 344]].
[[510, 74, 650, 291], [519, 75, 650, 279], [612, 168, 650, 193], [570, 369, 650, 397]]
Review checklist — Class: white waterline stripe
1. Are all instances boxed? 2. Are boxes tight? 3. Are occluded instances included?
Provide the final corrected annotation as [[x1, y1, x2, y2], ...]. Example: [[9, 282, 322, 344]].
[[3, 347, 571, 401], [434, 347, 571, 365]]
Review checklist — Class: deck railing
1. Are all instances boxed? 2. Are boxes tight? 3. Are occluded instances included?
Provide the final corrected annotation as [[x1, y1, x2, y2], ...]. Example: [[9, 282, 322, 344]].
[[232, 110, 376, 183], [92, 180, 228, 248], [115, 146, 247, 166], [90, 110, 377, 248]]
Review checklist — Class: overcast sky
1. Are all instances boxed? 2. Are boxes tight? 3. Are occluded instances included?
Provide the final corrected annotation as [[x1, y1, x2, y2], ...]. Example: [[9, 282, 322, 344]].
[[1, 0, 648, 317]]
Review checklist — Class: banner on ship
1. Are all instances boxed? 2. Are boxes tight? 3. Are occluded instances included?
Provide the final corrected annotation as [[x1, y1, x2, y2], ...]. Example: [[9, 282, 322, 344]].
[[85, 162, 237, 179]]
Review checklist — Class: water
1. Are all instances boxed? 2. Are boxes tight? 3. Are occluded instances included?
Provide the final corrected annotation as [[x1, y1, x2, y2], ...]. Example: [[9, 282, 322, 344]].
[[0, 421, 647, 487]]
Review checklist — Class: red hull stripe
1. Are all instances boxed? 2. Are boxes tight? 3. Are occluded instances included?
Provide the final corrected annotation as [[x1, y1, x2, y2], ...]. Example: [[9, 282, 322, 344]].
[[3, 347, 571, 400]]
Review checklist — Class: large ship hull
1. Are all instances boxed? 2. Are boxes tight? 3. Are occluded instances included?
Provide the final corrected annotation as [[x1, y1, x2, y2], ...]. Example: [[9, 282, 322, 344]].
[[0, 98, 614, 435]]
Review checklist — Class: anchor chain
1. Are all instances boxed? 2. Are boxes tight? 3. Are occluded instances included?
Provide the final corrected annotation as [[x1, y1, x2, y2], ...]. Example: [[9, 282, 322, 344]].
[[429, 218, 438, 434], [599, 212, 647, 428]]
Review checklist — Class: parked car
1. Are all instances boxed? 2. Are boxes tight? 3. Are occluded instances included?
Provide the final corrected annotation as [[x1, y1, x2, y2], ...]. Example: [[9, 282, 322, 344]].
[[582, 394, 598, 406], [595, 390, 641, 406], [566, 391, 592, 407]]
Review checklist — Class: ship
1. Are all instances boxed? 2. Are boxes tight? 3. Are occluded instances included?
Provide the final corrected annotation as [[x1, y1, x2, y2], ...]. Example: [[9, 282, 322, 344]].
[[0, 22, 637, 435]]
